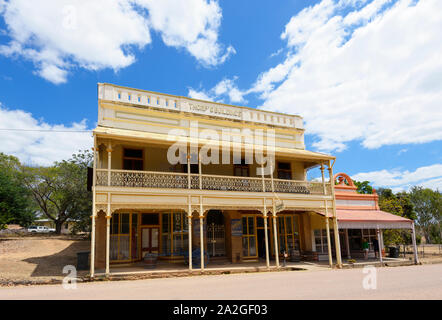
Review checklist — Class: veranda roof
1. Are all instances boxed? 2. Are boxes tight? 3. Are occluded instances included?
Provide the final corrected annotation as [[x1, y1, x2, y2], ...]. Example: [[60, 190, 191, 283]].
[[336, 209, 413, 229]]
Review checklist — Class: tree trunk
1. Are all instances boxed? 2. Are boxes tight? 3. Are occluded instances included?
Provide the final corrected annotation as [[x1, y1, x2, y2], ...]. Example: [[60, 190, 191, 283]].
[[55, 220, 63, 234]]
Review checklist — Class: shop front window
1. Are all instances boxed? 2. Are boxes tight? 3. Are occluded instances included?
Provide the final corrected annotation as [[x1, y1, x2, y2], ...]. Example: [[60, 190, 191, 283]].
[[277, 215, 300, 253], [110, 213, 131, 261], [242, 216, 257, 258], [314, 229, 335, 254]]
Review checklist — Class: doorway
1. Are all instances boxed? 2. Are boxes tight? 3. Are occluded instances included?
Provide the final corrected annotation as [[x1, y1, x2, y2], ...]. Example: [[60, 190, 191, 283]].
[[141, 227, 159, 256], [206, 210, 225, 257]]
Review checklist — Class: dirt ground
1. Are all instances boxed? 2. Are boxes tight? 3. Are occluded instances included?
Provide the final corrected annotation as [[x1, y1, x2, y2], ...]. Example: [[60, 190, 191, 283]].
[[0, 235, 90, 285], [381, 244, 442, 266]]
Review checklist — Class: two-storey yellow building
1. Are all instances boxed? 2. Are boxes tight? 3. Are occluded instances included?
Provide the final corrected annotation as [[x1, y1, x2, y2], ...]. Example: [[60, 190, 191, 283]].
[[90, 83, 343, 277]]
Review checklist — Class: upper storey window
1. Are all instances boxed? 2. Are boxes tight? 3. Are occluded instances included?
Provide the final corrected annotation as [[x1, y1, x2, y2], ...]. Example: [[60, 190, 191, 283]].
[[179, 164, 199, 174], [234, 159, 249, 177], [123, 148, 143, 171], [277, 162, 292, 180]]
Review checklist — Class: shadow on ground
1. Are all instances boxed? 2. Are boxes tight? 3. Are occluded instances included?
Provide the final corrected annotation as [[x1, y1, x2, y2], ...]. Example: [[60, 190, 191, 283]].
[[23, 239, 90, 278]]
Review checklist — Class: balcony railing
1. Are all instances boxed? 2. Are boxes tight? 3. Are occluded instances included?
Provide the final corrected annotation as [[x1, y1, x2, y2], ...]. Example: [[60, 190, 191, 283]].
[[96, 169, 330, 195]]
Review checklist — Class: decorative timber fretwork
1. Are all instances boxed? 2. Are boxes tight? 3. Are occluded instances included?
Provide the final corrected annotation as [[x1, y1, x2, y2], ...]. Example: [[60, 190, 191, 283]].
[[95, 204, 107, 215]]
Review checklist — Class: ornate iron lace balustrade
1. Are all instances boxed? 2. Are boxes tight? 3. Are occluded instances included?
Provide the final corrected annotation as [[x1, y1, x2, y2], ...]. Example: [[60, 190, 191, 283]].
[[96, 169, 198, 189], [96, 169, 329, 195], [201, 174, 264, 192], [272, 179, 325, 195]]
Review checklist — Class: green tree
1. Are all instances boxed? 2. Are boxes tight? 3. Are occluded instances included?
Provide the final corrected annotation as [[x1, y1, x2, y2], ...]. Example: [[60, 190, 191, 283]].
[[354, 180, 373, 194], [379, 195, 405, 246], [0, 153, 36, 229], [377, 187, 394, 199], [23, 150, 92, 234], [396, 192, 417, 220], [63, 149, 93, 234], [410, 186, 441, 243], [377, 188, 417, 246]]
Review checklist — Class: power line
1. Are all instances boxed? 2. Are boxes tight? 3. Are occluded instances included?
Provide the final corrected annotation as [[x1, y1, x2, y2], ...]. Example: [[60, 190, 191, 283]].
[[0, 128, 92, 132]]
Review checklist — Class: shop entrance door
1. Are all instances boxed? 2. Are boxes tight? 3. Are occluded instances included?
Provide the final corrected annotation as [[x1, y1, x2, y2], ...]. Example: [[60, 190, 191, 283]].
[[141, 227, 159, 255], [207, 210, 225, 257]]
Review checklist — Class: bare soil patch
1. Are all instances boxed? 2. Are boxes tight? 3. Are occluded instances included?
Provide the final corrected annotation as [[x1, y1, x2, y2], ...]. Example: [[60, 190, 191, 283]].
[[0, 235, 90, 286]]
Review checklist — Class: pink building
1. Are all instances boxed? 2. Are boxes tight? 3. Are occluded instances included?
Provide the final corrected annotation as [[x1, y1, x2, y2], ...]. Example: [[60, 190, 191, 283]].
[[332, 173, 418, 264]]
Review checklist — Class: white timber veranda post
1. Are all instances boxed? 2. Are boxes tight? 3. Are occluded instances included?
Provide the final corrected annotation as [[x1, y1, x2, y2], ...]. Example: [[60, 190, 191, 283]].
[[198, 153, 202, 190], [272, 201, 280, 268], [328, 163, 343, 268], [90, 216, 96, 277], [107, 143, 112, 186], [90, 137, 97, 278], [261, 163, 270, 269], [270, 162, 279, 267], [187, 149, 193, 271], [199, 196, 204, 271], [380, 229, 384, 257], [105, 198, 111, 276], [188, 196, 193, 271], [187, 149, 191, 189], [412, 223, 419, 264], [321, 164, 333, 268], [325, 217, 333, 268], [377, 228, 383, 265], [105, 141, 112, 276], [263, 204, 270, 269]]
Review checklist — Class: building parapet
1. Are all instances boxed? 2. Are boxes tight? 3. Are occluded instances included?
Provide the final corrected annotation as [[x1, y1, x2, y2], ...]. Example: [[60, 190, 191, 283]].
[[98, 83, 304, 130]]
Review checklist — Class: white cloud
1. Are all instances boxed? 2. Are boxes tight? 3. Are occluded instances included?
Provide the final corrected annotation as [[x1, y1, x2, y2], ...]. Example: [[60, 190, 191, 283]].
[[281, 0, 336, 48], [218, 45, 236, 65], [0, 0, 233, 83], [188, 77, 247, 104], [269, 48, 283, 58], [187, 88, 215, 102], [343, 0, 391, 25], [0, 104, 92, 166], [139, 0, 234, 66], [249, 54, 299, 99], [352, 164, 442, 191], [252, 0, 442, 152], [213, 78, 246, 103]]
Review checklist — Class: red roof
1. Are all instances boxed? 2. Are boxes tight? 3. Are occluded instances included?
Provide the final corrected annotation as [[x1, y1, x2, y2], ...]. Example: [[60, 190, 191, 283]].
[[336, 209, 412, 223]]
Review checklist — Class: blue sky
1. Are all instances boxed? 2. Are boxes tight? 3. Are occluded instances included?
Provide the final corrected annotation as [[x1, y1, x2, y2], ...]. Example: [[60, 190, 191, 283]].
[[0, 0, 441, 191]]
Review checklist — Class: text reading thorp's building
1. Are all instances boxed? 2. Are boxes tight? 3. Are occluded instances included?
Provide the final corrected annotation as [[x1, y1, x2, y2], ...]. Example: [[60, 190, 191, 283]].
[[89, 83, 418, 277]]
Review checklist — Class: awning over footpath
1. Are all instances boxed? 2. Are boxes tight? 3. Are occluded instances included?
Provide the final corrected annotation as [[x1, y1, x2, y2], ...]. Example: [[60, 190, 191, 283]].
[[337, 209, 412, 229]]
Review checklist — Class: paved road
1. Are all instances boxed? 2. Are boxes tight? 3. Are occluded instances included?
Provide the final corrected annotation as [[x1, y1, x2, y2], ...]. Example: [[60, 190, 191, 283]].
[[1, 264, 441, 300]]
